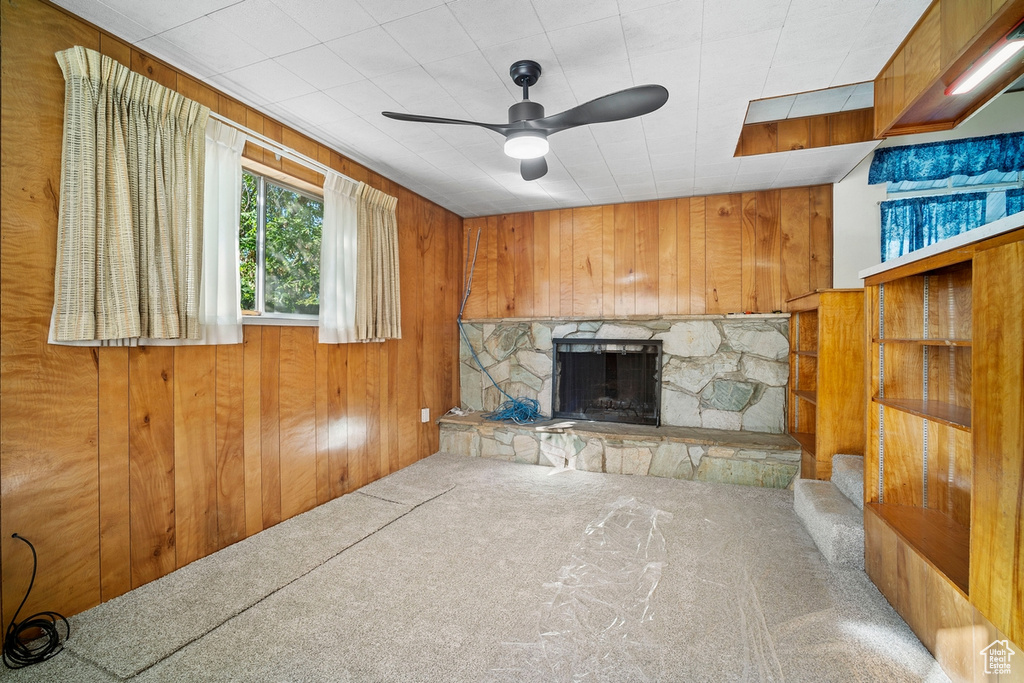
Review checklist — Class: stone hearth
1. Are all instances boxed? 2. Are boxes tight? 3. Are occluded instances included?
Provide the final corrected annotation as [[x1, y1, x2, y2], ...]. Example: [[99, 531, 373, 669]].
[[438, 414, 800, 488]]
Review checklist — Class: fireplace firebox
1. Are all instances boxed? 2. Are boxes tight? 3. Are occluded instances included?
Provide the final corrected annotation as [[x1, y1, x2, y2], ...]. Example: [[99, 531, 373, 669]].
[[551, 338, 662, 426]]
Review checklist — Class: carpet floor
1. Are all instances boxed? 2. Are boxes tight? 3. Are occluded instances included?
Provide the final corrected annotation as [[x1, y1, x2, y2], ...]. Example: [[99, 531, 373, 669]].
[[0, 453, 947, 682]]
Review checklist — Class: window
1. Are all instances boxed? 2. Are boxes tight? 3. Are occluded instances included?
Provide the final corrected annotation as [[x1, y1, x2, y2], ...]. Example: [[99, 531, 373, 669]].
[[886, 170, 1023, 224], [240, 170, 323, 318]]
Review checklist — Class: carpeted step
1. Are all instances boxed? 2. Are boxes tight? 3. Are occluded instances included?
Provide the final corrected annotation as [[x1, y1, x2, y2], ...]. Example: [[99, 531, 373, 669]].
[[830, 453, 864, 510], [794, 479, 864, 569]]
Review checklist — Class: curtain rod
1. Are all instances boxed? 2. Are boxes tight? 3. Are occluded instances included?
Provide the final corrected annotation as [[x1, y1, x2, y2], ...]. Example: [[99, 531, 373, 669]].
[[209, 111, 357, 186]]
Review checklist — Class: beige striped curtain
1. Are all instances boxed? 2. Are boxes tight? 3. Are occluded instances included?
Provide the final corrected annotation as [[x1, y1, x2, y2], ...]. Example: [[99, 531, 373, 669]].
[[354, 183, 401, 341], [51, 46, 209, 342]]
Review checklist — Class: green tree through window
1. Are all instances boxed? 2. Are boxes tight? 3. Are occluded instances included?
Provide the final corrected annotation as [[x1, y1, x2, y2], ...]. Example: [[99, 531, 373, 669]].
[[239, 170, 323, 316]]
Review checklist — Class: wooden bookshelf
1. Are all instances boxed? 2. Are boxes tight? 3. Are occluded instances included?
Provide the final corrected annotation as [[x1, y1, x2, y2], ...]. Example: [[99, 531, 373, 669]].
[[867, 503, 970, 595], [863, 227, 1024, 667], [786, 289, 865, 480], [872, 397, 971, 431]]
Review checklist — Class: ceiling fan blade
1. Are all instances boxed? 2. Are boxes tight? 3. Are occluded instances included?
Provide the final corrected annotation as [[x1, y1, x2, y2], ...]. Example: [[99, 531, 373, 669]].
[[382, 111, 513, 136], [530, 84, 669, 134], [521, 157, 547, 181]]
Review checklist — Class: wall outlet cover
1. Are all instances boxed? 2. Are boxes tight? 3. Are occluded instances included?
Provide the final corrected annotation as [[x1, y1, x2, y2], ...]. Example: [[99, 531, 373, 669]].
[[421, 408, 430, 423]]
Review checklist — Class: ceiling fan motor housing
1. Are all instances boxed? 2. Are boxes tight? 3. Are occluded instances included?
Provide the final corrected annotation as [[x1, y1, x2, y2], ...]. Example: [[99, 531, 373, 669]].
[[509, 100, 544, 123]]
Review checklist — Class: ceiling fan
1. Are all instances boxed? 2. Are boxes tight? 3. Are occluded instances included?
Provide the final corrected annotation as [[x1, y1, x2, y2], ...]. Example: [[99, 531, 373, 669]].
[[382, 60, 669, 181]]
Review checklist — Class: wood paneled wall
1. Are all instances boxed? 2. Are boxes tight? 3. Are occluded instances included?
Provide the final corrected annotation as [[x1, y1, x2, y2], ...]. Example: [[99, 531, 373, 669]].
[[0, 0, 461, 626], [461, 187, 833, 319], [736, 109, 875, 157]]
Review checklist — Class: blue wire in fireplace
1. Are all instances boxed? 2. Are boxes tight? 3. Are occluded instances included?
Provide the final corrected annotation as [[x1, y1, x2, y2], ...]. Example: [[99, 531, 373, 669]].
[[458, 229, 542, 425]]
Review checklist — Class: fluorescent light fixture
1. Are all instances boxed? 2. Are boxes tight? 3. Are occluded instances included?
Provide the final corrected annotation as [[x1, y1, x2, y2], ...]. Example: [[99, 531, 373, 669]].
[[946, 19, 1024, 96], [504, 131, 549, 159]]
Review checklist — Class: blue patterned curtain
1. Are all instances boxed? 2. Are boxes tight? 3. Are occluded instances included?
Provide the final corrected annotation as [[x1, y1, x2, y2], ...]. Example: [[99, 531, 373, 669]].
[[869, 132, 1024, 184], [880, 193, 987, 261], [1008, 188, 1024, 216]]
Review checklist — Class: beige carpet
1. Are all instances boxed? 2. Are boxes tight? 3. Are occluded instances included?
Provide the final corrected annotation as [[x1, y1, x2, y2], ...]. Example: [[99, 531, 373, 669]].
[[0, 453, 948, 682]]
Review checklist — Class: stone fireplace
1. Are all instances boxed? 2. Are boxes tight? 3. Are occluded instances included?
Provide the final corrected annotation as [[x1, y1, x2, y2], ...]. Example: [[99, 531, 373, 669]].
[[459, 315, 789, 433], [552, 338, 662, 426]]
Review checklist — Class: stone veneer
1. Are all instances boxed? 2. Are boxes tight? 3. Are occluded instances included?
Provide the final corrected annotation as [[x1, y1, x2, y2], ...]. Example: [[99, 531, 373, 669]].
[[438, 415, 800, 489], [459, 315, 790, 433]]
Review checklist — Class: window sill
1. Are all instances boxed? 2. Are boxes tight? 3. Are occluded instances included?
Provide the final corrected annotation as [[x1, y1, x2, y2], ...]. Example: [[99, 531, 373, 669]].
[[242, 315, 318, 327]]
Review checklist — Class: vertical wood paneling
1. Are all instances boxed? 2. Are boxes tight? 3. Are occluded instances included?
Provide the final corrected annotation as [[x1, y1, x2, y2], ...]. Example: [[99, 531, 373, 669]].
[[98, 348, 130, 601], [689, 198, 707, 314], [242, 327, 263, 537], [657, 200, 677, 315], [601, 206, 616, 318], [98, 32, 131, 65], [0, 0, 101, 628], [379, 342, 395, 477], [705, 194, 742, 314], [781, 187, 811, 302], [130, 49, 176, 89], [462, 219, 486, 319], [173, 346, 218, 569], [486, 216, 499, 317], [674, 198, 691, 314], [397, 189, 423, 470], [635, 202, 659, 315], [215, 344, 246, 548], [559, 210, 574, 317], [547, 212, 562, 316], [1, 0, 464, 626], [755, 191, 783, 313], [514, 213, 534, 318], [572, 206, 604, 315], [313, 338, 331, 505], [741, 193, 758, 312], [418, 202, 439, 456], [129, 347, 175, 587], [364, 343, 382, 483], [497, 214, 516, 315], [278, 328, 317, 520], [260, 328, 282, 528], [346, 343, 368, 491], [326, 345, 350, 496], [533, 212, 551, 317], [613, 203, 636, 316], [458, 189, 830, 320], [809, 185, 833, 291]]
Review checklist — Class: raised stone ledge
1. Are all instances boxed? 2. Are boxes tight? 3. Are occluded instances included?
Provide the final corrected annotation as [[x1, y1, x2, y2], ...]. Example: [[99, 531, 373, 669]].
[[438, 414, 800, 489]]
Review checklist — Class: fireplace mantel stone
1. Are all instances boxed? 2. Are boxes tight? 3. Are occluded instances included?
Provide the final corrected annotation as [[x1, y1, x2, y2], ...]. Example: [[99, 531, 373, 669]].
[[459, 315, 790, 434]]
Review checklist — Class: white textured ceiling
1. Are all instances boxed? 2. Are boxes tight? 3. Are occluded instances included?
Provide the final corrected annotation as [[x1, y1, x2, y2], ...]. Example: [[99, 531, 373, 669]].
[[53, 0, 931, 217]]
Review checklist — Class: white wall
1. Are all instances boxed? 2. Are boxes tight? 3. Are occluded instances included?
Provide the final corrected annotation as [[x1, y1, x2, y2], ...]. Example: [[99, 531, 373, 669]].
[[832, 90, 1024, 287]]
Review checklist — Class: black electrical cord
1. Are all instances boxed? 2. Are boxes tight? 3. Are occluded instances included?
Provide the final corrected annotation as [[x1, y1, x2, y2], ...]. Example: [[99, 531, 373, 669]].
[[3, 534, 70, 669]]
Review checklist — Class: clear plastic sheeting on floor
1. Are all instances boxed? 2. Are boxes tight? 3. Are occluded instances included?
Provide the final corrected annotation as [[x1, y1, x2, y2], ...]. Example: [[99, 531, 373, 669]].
[[538, 430, 579, 472], [491, 497, 671, 683]]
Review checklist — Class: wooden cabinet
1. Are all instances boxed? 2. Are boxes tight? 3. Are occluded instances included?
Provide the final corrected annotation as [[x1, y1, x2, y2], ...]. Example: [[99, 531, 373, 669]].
[[863, 227, 1024, 679], [786, 289, 865, 480]]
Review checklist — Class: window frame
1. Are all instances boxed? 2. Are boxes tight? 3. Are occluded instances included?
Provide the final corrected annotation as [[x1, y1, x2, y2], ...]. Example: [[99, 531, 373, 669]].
[[240, 163, 324, 326]]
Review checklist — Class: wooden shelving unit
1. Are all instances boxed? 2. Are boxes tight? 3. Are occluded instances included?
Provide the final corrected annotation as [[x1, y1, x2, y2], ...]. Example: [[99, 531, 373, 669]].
[[786, 289, 865, 480], [863, 226, 1024, 679]]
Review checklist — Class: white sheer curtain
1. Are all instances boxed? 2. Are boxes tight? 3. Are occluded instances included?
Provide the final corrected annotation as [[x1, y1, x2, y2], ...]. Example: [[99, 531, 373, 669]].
[[196, 118, 246, 344], [319, 173, 360, 343]]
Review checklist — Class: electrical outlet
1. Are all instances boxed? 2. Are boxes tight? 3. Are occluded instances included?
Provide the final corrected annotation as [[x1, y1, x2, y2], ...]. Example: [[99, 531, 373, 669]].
[[421, 408, 430, 423]]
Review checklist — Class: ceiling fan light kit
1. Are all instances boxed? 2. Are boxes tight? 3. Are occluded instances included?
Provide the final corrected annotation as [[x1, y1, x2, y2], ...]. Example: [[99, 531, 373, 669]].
[[504, 131, 549, 159], [382, 60, 669, 181]]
